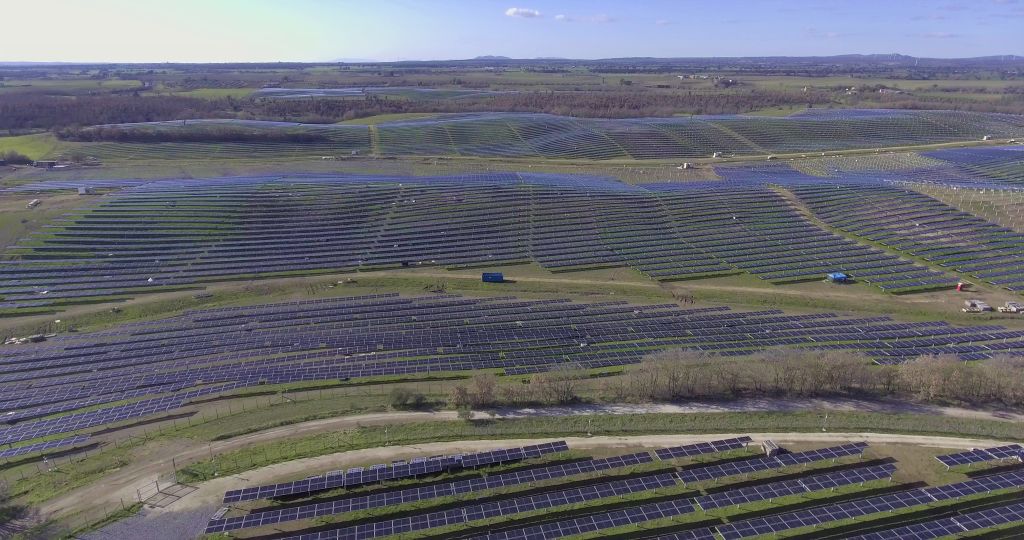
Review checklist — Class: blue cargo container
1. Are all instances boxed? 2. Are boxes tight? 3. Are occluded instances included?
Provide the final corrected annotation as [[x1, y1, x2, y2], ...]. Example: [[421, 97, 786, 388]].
[[826, 272, 849, 283], [482, 272, 504, 283]]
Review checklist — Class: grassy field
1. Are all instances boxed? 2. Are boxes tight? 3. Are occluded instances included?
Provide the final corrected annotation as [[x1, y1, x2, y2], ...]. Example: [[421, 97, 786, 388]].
[[0, 193, 94, 249], [0, 133, 66, 160], [0, 78, 141, 95]]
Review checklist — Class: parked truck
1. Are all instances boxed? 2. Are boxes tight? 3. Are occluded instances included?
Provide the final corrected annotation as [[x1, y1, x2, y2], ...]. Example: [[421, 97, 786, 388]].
[[998, 302, 1024, 313], [963, 299, 993, 313]]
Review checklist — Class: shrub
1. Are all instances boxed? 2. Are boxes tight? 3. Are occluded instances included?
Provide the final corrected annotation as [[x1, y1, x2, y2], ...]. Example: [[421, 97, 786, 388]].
[[1, 150, 31, 164], [388, 387, 426, 409]]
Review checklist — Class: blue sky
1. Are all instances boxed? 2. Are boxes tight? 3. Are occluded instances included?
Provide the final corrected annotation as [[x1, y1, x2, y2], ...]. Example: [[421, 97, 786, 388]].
[[2, 0, 1022, 62]]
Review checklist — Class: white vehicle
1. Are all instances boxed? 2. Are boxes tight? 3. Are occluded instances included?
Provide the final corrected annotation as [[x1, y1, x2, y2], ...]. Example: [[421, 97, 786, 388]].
[[963, 299, 993, 313], [998, 302, 1024, 313]]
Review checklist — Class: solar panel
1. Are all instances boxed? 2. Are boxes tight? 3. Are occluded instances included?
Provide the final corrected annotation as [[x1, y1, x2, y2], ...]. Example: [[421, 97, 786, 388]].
[[848, 501, 1024, 540], [695, 464, 895, 510], [6, 268, 1024, 449], [221, 441, 568, 503], [0, 435, 90, 459], [717, 470, 1024, 539], [654, 530, 717, 540], [679, 442, 867, 484], [479, 498, 696, 540], [269, 473, 679, 540], [655, 436, 753, 460], [936, 444, 1023, 468], [207, 450, 653, 533]]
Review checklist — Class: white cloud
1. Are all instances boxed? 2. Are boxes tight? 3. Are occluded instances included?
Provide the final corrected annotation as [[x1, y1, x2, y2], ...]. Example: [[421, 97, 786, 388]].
[[655, 19, 673, 26], [552, 13, 615, 23], [505, 7, 541, 18]]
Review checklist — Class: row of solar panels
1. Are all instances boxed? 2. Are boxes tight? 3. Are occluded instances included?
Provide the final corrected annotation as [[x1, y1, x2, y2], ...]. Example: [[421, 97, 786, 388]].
[[236, 442, 878, 540], [209, 438, 749, 533], [215, 436, 1024, 540], [935, 443, 1024, 468], [277, 465, 897, 540], [222, 441, 568, 503]]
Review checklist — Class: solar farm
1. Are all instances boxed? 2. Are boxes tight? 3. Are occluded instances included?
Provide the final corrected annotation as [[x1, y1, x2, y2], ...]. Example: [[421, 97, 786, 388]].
[[72, 109, 1024, 161], [1, 171, 983, 311], [189, 438, 1024, 540], [2, 59, 1024, 539], [7, 292, 1024, 456]]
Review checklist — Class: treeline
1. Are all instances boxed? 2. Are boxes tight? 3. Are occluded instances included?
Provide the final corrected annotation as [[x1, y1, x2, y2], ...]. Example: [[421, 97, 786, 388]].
[[56, 126, 331, 144], [445, 349, 1024, 409], [441, 90, 824, 117], [7, 88, 1024, 133], [0, 90, 826, 131], [248, 90, 826, 119], [1, 151, 32, 164], [851, 92, 1024, 115], [0, 94, 226, 130]]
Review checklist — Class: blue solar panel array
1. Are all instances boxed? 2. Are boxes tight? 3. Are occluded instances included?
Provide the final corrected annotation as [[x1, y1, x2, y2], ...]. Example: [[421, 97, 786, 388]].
[[792, 184, 1024, 292], [209, 448, 652, 534], [279, 474, 682, 540], [678, 442, 868, 483], [848, 501, 1024, 540], [3, 294, 1023, 446], [935, 444, 1023, 468], [0, 434, 90, 459], [694, 464, 895, 510], [656, 436, 752, 460], [246, 442, 886, 540], [715, 469, 1024, 539], [0, 172, 967, 311], [222, 441, 568, 504]]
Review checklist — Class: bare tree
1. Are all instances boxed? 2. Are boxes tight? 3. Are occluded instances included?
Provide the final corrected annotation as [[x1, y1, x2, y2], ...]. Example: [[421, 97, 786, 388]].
[[530, 368, 584, 404], [469, 373, 498, 407], [447, 384, 470, 409]]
